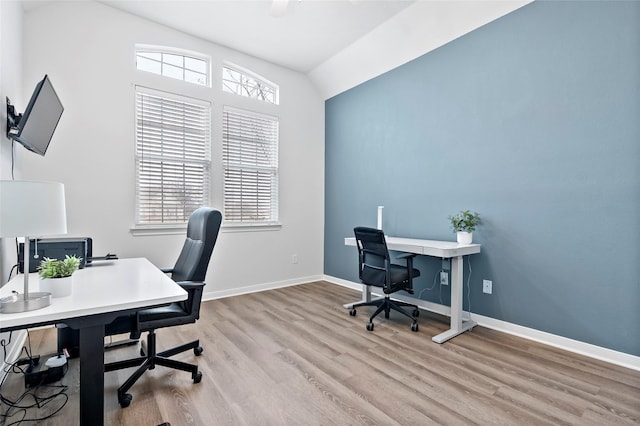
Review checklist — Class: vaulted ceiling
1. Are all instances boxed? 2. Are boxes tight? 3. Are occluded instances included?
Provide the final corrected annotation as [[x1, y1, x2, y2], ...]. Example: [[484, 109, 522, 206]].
[[99, 0, 416, 73], [22, 0, 531, 98]]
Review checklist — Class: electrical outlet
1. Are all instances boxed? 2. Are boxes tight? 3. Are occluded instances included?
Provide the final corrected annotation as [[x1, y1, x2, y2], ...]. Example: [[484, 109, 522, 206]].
[[291, 254, 298, 264], [483, 279, 492, 294], [440, 271, 449, 286]]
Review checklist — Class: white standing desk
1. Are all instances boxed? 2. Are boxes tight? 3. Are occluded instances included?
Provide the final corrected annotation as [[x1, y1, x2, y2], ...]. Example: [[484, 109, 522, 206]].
[[0, 257, 187, 426], [344, 236, 481, 343]]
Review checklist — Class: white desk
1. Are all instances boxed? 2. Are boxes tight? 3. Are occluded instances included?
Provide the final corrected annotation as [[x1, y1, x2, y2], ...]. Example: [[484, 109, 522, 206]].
[[344, 236, 481, 343], [0, 258, 187, 426]]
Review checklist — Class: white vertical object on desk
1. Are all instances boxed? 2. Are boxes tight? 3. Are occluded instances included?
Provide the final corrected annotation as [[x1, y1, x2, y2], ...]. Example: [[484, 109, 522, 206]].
[[377, 206, 384, 230]]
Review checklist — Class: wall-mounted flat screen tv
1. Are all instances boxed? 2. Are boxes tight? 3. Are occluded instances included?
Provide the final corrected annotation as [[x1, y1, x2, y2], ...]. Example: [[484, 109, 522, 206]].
[[6, 75, 64, 156]]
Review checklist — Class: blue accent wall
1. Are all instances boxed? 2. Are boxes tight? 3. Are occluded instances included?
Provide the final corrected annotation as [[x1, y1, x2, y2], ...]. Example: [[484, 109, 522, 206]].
[[324, 1, 640, 356]]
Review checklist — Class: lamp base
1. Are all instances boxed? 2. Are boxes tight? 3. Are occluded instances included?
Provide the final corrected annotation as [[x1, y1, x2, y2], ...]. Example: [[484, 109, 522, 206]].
[[0, 292, 52, 313]]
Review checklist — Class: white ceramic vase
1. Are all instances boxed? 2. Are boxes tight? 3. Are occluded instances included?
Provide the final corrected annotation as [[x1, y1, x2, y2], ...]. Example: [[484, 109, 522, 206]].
[[40, 276, 73, 298], [456, 231, 473, 245]]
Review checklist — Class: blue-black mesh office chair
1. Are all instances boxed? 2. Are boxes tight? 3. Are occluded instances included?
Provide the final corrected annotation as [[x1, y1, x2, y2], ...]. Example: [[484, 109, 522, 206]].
[[349, 227, 421, 332], [104, 207, 222, 408]]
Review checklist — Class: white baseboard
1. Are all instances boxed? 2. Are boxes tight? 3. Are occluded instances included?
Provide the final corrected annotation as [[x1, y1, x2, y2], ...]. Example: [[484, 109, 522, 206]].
[[202, 275, 325, 301], [323, 275, 640, 372]]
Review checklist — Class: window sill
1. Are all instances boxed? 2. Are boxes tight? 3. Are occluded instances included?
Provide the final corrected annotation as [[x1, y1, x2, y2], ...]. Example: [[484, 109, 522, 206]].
[[130, 221, 282, 236], [130, 224, 187, 236], [222, 222, 282, 233]]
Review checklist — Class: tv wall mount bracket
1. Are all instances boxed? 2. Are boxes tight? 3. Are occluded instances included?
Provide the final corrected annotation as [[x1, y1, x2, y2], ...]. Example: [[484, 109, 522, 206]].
[[6, 97, 22, 139]]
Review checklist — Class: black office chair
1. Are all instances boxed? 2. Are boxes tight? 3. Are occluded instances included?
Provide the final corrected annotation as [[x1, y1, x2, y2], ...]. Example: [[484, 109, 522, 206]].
[[349, 227, 421, 332], [104, 207, 222, 408]]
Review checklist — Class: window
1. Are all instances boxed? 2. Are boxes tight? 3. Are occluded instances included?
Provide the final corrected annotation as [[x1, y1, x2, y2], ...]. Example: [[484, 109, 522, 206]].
[[223, 107, 279, 224], [136, 48, 209, 86], [135, 87, 211, 225], [222, 65, 279, 104]]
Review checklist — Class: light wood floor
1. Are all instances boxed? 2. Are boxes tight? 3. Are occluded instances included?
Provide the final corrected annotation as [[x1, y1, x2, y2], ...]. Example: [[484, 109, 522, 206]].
[[1, 281, 639, 425]]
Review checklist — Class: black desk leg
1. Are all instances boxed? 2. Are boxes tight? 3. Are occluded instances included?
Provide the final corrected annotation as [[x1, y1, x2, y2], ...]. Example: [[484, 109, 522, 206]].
[[79, 324, 105, 426]]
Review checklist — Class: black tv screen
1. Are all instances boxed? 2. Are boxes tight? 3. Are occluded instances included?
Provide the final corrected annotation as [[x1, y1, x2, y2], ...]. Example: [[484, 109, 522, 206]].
[[9, 75, 64, 156]]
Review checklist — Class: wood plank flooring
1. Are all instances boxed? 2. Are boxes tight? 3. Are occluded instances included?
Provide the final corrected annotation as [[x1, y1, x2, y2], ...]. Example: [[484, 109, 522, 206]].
[[1, 281, 638, 425]]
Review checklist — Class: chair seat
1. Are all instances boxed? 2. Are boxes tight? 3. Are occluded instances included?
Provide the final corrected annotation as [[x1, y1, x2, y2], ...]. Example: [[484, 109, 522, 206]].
[[106, 302, 193, 336], [139, 303, 188, 322], [362, 264, 420, 294]]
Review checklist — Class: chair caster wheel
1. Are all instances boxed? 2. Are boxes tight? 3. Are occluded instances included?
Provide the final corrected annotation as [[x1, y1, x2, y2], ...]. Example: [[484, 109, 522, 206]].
[[119, 393, 132, 408], [413, 309, 420, 317], [349, 308, 356, 316], [411, 322, 419, 332], [194, 346, 203, 356], [193, 371, 202, 383], [366, 322, 374, 331]]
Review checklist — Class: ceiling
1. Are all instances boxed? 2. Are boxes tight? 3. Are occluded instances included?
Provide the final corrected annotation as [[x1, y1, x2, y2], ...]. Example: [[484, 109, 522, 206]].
[[95, 0, 416, 73]]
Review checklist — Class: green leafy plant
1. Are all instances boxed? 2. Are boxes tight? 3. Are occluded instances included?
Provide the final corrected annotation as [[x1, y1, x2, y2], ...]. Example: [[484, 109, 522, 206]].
[[448, 210, 480, 233], [38, 255, 82, 278]]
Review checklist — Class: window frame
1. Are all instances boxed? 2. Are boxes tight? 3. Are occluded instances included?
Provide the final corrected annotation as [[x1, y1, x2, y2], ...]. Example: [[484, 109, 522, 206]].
[[135, 45, 212, 88], [222, 63, 280, 105]]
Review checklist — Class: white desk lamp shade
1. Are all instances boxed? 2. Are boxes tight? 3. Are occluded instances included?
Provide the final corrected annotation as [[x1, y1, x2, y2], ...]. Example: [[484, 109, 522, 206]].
[[0, 181, 67, 237], [0, 181, 67, 313]]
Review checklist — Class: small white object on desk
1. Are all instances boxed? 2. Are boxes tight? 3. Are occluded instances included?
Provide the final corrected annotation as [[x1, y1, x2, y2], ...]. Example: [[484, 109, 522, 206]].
[[377, 206, 384, 230]]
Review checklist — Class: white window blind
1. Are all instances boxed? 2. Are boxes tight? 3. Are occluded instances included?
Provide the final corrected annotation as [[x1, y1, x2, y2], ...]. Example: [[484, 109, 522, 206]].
[[223, 107, 279, 224], [135, 87, 211, 225]]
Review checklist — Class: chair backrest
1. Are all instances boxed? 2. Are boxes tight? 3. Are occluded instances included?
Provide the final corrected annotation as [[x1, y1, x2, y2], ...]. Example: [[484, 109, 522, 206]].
[[170, 207, 222, 283], [354, 227, 391, 287]]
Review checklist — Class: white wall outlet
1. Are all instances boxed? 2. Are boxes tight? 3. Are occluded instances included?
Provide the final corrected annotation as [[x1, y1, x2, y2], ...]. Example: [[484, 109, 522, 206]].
[[440, 271, 449, 285], [483, 279, 492, 294], [291, 254, 298, 264]]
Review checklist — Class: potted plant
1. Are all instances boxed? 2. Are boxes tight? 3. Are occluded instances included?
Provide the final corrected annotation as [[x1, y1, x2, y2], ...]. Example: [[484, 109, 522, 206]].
[[448, 210, 480, 244], [38, 255, 81, 297]]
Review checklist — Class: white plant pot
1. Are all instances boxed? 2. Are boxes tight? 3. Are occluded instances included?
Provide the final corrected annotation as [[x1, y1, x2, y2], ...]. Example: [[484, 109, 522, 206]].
[[456, 231, 473, 245], [40, 276, 73, 298]]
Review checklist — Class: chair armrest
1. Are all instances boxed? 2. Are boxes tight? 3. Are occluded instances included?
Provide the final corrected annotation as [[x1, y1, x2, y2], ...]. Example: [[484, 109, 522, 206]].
[[134, 281, 206, 330], [174, 281, 206, 291], [396, 253, 418, 294], [160, 267, 174, 274], [174, 281, 206, 318]]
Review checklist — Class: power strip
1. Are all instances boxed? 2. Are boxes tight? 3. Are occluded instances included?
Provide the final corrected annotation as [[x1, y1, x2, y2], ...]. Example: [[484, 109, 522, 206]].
[[24, 354, 67, 388]]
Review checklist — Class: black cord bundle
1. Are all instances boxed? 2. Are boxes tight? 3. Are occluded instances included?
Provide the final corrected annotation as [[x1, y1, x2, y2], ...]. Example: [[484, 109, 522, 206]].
[[0, 383, 69, 426], [0, 332, 69, 425]]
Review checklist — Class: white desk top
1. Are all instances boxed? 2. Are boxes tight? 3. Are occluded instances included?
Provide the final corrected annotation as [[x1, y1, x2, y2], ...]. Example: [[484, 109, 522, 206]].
[[345, 236, 481, 258], [0, 258, 187, 330]]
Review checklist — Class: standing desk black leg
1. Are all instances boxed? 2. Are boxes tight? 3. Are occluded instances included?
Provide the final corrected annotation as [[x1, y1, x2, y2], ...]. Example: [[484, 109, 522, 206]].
[[79, 324, 105, 426]]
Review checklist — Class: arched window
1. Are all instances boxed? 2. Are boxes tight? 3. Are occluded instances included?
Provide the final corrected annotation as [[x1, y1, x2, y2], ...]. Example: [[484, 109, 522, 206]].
[[222, 64, 279, 104], [136, 47, 210, 87]]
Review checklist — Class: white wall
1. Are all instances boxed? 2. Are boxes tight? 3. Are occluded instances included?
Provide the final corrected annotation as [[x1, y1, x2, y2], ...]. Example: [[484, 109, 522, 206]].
[[20, 1, 325, 298], [0, 0, 27, 377], [1, 0, 24, 284]]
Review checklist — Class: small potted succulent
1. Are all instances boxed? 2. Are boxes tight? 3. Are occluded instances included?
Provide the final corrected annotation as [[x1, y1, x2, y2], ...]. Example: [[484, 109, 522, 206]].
[[38, 255, 81, 297], [448, 210, 480, 244]]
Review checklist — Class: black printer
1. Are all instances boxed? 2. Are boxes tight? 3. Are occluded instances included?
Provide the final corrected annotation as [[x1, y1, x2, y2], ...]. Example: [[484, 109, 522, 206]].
[[18, 237, 92, 273]]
